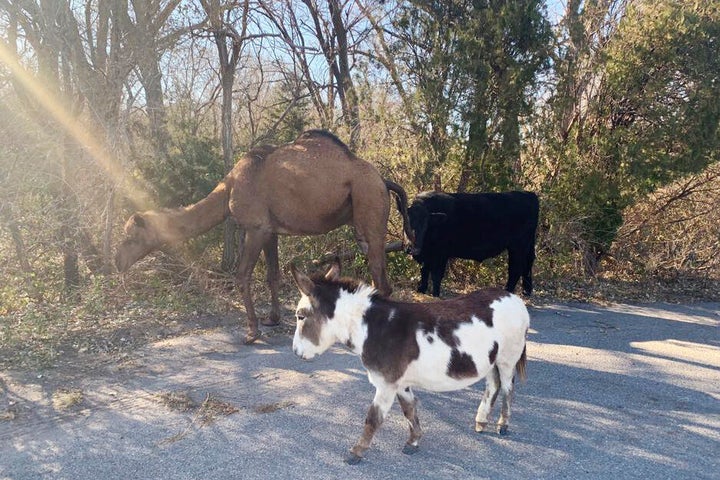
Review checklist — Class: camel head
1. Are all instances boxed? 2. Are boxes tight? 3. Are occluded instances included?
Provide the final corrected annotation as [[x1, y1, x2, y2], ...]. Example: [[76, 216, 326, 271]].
[[114, 212, 163, 272]]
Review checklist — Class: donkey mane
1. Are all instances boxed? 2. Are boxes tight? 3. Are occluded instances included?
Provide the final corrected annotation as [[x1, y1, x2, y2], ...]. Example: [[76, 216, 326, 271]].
[[308, 274, 375, 298]]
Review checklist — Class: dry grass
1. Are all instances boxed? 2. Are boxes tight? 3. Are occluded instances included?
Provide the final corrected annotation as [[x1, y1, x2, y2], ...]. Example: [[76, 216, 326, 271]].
[[155, 390, 240, 424], [252, 400, 296, 414], [51, 388, 84, 410], [155, 390, 240, 446]]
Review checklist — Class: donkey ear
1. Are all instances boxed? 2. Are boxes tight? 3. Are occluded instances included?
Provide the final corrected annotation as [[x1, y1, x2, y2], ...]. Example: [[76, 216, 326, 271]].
[[291, 264, 315, 296], [324, 257, 341, 281]]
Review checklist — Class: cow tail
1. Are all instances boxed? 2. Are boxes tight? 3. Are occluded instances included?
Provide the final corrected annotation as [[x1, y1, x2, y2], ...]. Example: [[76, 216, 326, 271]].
[[384, 179, 414, 244], [515, 345, 527, 383]]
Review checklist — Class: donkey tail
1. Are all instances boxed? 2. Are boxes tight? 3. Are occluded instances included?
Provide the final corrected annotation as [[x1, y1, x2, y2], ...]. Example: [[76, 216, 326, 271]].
[[515, 345, 528, 383], [384, 179, 414, 244]]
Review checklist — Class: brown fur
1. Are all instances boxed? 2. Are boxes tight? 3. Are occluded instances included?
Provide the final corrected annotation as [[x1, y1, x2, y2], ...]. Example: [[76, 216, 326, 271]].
[[115, 130, 412, 343]]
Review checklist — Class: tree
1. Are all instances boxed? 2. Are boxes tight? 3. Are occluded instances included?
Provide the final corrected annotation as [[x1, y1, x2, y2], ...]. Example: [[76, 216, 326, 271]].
[[199, 0, 250, 272], [535, 0, 720, 275], [259, 0, 367, 149], [373, 0, 551, 191], [0, 0, 189, 284]]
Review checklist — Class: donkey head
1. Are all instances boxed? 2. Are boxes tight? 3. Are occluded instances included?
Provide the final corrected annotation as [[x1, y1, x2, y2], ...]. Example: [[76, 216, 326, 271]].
[[114, 213, 162, 272], [290, 260, 344, 360]]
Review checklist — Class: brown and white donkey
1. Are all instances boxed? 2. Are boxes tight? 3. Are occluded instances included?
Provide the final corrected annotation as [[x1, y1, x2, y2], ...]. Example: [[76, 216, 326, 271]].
[[290, 260, 529, 464]]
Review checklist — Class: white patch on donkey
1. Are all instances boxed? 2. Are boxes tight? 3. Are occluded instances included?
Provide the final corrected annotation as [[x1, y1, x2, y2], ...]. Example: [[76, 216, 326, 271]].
[[290, 260, 529, 464]]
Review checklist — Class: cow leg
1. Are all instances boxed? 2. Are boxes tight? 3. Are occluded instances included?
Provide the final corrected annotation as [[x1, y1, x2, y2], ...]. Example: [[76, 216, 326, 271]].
[[346, 386, 396, 464], [417, 263, 430, 294], [430, 258, 448, 297], [397, 387, 423, 454], [496, 364, 517, 435], [505, 249, 523, 293], [475, 366, 500, 432], [262, 233, 281, 326], [236, 228, 270, 344], [521, 244, 536, 296]]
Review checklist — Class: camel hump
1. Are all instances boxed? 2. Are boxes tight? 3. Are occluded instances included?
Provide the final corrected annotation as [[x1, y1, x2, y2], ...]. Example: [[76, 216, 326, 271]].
[[244, 144, 278, 162], [296, 130, 353, 157]]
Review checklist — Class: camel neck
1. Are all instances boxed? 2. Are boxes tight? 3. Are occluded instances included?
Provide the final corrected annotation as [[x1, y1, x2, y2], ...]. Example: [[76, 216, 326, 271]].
[[159, 182, 230, 242]]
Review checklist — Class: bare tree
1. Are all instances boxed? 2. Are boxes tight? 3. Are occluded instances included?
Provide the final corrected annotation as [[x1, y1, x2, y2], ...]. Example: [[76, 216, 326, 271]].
[[259, 0, 367, 149], [0, 0, 189, 279], [199, 0, 250, 272]]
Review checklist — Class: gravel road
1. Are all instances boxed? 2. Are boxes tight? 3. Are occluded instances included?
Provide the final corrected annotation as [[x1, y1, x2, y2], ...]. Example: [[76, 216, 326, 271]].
[[1, 301, 719, 479]]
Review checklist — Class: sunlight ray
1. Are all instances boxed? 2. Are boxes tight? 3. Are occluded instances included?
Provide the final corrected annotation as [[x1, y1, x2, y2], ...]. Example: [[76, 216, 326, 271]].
[[0, 41, 153, 210]]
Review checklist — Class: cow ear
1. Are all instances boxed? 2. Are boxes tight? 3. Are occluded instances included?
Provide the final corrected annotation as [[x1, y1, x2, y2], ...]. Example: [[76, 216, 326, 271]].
[[429, 212, 447, 225], [291, 264, 315, 296], [132, 214, 146, 228], [325, 257, 341, 281]]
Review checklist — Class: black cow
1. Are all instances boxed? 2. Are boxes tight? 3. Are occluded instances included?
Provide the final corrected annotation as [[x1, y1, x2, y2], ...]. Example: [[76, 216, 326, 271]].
[[406, 190, 539, 297]]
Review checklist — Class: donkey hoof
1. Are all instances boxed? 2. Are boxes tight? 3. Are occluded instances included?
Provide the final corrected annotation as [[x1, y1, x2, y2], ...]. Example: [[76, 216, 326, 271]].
[[497, 424, 509, 436], [475, 422, 488, 433], [344, 452, 363, 465], [402, 444, 419, 455]]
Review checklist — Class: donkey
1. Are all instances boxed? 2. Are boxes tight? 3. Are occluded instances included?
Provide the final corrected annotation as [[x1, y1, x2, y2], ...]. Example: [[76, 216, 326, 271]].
[[290, 260, 529, 464]]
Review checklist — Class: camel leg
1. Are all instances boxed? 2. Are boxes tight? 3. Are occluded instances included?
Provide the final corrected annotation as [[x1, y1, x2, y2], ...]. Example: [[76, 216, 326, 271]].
[[355, 222, 392, 297], [354, 231, 390, 296], [349, 179, 392, 296], [236, 228, 271, 344], [262, 233, 281, 326]]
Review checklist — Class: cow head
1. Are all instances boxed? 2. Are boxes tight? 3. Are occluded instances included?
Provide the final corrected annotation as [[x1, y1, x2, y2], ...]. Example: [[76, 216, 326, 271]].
[[406, 202, 447, 256]]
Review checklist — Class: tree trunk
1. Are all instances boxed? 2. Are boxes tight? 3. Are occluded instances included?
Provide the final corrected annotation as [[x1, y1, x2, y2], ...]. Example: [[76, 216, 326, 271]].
[[328, 0, 361, 149], [102, 186, 116, 273], [1, 208, 32, 273], [220, 76, 238, 271]]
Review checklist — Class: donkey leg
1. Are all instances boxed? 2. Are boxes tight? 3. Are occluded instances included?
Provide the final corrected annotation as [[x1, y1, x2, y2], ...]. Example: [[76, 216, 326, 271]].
[[346, 386, 396, 464], [496, 366, 517, 435], [236, 229, 270, 344], [261, 234, 281, 326], [397, 387, 423, 455], [475, 366, 501, 432]]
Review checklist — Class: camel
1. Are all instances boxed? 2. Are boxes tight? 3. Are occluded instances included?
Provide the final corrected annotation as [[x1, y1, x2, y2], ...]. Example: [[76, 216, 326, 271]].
[[115, 130, 414, 343]]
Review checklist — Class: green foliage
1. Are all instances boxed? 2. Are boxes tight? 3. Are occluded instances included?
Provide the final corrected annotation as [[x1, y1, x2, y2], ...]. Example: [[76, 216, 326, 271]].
[[263, 79, 310, 145], [605, 0, 720, 195], [532, 0, 720, 274], [136, 131, 223, 208], [391, 0, 552, 191]]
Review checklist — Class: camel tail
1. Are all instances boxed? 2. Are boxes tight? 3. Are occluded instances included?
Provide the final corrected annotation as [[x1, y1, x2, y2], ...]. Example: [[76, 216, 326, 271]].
[[384, 180, 414, 244]]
